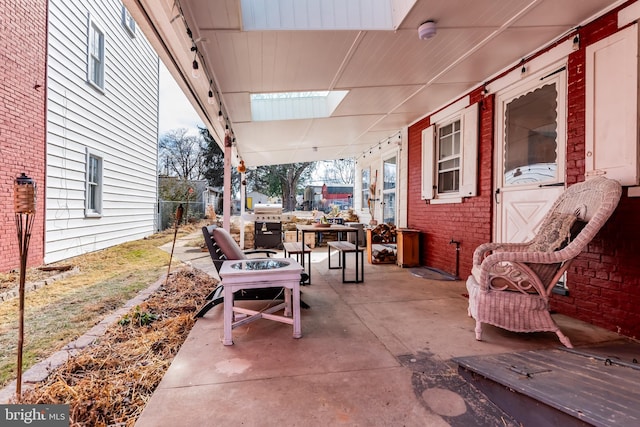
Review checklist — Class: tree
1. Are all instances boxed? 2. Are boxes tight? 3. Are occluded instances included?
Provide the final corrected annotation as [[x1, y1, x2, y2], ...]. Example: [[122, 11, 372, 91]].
[[199, 126, 224, 188], [159, 128, 205, 180], [253, 163, 314, 211], [199, 127, 242, 196], [319, 159, 355, 184], [162, 127, 315, 212], [158, 176, 192, 201]]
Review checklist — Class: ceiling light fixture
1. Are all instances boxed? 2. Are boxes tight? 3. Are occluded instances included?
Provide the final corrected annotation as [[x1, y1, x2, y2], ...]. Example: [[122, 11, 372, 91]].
[[218, 102, 225, 123], [418, 20, 436, 40], [191, 59, 199, 78], [183, 17, 236, 142]]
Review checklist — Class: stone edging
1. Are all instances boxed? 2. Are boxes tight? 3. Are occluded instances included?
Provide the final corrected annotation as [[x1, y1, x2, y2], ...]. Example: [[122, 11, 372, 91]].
[[0, 267, 81, 302], [0, 271, 169, 403]]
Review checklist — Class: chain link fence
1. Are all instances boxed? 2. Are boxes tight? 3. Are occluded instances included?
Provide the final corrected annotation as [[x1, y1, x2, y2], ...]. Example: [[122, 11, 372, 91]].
[[158, 200, 206, 231]]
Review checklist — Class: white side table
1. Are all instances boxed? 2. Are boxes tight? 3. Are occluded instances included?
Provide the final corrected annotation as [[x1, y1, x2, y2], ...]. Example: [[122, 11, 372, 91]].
[[218, 258, 303, 345]]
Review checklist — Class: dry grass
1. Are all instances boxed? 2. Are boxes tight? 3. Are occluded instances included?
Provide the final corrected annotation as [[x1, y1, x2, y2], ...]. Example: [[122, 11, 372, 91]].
[[18, 268, 217, 426], [0, 223, 204, 387]]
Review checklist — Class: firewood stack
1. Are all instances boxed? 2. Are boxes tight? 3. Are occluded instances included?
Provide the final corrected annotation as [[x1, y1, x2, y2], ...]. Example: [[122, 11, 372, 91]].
[[371, 246, 397, 264], [370, 223, 396, 243]]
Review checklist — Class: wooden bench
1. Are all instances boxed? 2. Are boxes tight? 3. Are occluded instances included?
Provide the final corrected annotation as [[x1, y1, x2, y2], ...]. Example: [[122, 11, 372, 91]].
[[327, 241, 364, 283], [283, 242, 311, 284]]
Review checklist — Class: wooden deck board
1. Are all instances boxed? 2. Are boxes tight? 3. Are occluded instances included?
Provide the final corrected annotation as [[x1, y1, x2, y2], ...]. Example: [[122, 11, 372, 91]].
[[454, 342, 640, 426]]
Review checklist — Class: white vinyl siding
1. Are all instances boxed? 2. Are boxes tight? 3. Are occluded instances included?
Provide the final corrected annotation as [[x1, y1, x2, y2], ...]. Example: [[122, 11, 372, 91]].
[[422, 103, 478, 201], [46, 0, 159, 263]]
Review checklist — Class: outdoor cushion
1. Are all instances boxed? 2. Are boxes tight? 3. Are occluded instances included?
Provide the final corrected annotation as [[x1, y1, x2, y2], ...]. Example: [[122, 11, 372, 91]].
[[528, 212, 577, 252], [212, 227, 246, 260]]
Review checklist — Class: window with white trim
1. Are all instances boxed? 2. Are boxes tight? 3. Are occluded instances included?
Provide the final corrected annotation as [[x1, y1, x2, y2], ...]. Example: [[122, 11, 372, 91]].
[[88, 17, 105, 90], [122, 5, 136, 37], [422, 103, 478, 202], [86, 149, 103, 217], [436, 120, 461, 193], [361, 168, 370, 210]]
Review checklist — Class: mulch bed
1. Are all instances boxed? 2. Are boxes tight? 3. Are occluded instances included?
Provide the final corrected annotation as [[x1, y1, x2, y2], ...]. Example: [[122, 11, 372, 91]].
[[17, 268, 218, 427]]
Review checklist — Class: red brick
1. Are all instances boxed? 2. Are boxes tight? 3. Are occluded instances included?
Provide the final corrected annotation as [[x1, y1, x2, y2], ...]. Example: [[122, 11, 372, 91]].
[[407, 5, 640, 339], [0, 0, 47, 272]]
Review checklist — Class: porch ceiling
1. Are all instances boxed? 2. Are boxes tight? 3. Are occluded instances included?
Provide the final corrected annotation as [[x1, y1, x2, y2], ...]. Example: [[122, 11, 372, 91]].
[[126, 0, 621, 167]]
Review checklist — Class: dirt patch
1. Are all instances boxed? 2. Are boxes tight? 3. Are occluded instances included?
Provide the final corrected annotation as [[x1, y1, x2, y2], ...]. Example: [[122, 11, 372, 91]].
[[15, 268, 218, 426]]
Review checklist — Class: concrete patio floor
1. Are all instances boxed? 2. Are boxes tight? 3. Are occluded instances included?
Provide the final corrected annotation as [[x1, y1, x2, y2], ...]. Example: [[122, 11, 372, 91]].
[[136, 234, 623, 426]]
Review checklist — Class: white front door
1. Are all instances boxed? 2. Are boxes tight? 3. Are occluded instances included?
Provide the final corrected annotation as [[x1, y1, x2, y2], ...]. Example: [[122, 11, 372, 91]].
[[494, 65, 567, 243]]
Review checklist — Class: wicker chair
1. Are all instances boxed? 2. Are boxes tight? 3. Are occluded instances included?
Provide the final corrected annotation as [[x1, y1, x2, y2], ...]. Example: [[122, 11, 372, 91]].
[[466, 177, 622, 347]]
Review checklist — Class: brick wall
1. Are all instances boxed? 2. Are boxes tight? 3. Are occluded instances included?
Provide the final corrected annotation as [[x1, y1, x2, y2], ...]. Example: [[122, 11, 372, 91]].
[[550, 9, 640, 339], [407, 89, 493, 278], [0, 0, 48, 272], [407, 4, 640, 339]]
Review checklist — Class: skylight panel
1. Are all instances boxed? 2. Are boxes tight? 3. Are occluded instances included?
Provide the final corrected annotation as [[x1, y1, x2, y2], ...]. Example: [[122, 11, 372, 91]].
[[251, 91, 348, 121], [241, 0, 395, 31]]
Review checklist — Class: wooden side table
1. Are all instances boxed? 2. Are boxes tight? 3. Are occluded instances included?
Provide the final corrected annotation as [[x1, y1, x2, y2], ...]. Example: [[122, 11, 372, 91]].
[[396, 228, 420, 268]]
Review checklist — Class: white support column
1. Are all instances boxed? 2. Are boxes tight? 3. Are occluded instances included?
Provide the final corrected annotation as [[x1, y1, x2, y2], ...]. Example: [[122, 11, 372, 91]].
[[223, 141, 231, 231], [239, 171, 246, 249]]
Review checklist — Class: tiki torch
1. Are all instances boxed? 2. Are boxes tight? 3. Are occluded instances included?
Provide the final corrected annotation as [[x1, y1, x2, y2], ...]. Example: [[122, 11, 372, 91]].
[[14, 173, 36, 400], [165, 203, 184, 286]]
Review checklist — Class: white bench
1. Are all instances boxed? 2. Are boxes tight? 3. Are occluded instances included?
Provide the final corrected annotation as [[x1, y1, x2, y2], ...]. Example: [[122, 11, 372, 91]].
[[327, 241, 364, 283], [283, 242, 311, 284]]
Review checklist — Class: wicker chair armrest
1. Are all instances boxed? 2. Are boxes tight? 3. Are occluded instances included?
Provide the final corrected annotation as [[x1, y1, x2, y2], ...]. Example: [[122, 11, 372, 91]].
[[477, 256, 548, 295], [473, 242, 530, 266], [478, 247, 575, 295], [484, 247, 571, 266]]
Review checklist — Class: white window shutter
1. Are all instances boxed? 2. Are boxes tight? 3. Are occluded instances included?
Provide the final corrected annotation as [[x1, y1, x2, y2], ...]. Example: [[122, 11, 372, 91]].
[[460, 103, 479, 197], [421, 125, 435, 200], [585, 24, 639, 185]]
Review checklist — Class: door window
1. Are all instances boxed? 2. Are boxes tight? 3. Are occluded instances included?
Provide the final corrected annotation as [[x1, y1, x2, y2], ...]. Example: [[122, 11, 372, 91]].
[[503, 83, 559, 186], [382, 156, 396, 224]]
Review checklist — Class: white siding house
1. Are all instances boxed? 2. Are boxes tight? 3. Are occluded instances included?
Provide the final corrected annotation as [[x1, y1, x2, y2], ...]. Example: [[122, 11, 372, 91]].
[[46, 0, 159, 263]]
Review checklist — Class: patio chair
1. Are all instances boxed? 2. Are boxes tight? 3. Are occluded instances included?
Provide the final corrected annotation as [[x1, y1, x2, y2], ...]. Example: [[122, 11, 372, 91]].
[[466, 177, 622, 348], [196, 225, 309, 317]]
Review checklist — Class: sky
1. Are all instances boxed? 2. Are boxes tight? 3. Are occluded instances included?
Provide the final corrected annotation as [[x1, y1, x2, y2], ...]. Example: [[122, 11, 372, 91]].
[[158, 63, 204, 136]]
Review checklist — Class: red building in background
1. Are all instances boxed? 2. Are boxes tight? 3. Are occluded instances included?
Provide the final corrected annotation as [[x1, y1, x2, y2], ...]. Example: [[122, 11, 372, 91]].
[[321, 184, 353, 210]]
